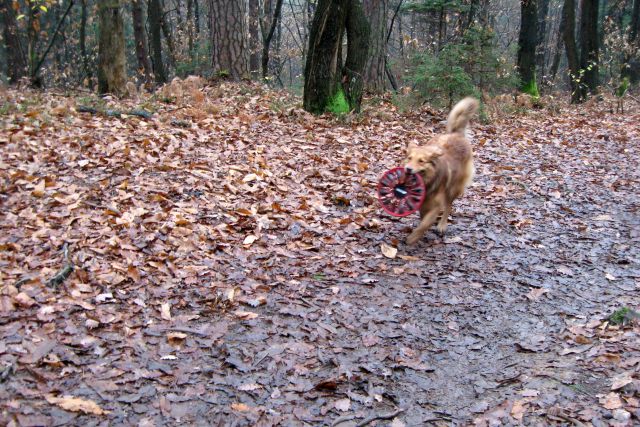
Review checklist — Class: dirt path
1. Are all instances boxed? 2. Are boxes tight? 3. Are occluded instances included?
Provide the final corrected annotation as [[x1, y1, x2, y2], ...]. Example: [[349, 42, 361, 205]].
[[1, 87, 639, 426]]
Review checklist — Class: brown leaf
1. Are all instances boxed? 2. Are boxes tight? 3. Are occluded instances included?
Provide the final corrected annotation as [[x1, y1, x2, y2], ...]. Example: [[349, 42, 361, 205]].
[[32, 180, 46, 198], [46, 395, 109, 415], [611, 372, 634, 390], [600, 392, 623, 410], [526, 288, 549, 301], [160, 303, 172, 321], [234, 310, 258, 320], [381, 243, 397, 259]]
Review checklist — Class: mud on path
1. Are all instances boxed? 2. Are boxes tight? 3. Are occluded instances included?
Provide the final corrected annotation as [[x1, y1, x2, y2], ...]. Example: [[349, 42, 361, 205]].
[[1, 87, 639, 426]]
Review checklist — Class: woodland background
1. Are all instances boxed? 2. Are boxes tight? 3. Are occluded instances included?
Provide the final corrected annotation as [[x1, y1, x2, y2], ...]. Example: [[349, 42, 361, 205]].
[[0, 0, 638, 109]]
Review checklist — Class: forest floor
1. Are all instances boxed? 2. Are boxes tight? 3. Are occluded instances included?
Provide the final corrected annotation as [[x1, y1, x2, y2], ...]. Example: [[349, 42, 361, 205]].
[[1, 82, 639, 427]]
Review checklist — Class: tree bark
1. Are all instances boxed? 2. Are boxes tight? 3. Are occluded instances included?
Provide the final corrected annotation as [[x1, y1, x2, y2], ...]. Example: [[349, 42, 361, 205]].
[[343, 0, 370, 108], [148, 0, 167, 84], [579, 0, 599, 96], [194, 0, 200, 33], [261, 0, 284, 79], [535, 0, 550, 85], [98, 0, 127, 94], [79, 0, 92, 82], [364, 0, 387, 93], [187, 0, 194, 53], [160, 2, 177, 68], [622, 0, 639, 82], [1, 0, 27, 84], [561, 0, 581, 103], [249, 0, 260, 78], [303, 0, 370, 114], [517, 0, 538, 93], [132, 0, 153, 86], [210, 0, 250, 80]]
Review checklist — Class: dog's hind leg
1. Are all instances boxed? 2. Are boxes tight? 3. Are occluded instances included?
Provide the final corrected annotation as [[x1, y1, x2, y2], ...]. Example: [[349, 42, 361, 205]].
[[407, 208, 440, 245]]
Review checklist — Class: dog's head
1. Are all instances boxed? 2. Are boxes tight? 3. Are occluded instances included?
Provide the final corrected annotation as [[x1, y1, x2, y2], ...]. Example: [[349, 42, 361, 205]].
[[405, 142, 443, 177]]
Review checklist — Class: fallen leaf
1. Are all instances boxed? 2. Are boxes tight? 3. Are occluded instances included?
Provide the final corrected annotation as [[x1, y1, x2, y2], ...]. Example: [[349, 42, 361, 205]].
[[511, 399, 528, 421], [14, 292, 37, 307], [243, 235, 258, 245], [611, 372, 634, 390], [526, 288, 549, 301], [32, 180, 46, 197], [238, 383, 262, 391], [335, 398, 351, 412], [600, 392, 623, 410], [234, 310, 258, 320], [381, 243, 397, 259], [231, 402, 252, 412], [46, 395, 109, 415], [160, 303, 172, 321]]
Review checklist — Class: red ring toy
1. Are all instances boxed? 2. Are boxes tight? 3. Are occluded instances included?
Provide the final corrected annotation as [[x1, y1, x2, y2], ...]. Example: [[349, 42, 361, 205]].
[[377, 167, 426, 217]]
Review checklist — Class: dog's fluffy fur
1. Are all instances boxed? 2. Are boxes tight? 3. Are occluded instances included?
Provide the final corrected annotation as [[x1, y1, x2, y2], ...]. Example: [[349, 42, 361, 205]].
[[405, 97, 479, 245]]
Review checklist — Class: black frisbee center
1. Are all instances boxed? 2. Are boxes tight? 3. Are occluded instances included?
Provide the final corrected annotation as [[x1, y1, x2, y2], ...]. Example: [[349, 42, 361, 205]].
[[393, 184, 408, 198]]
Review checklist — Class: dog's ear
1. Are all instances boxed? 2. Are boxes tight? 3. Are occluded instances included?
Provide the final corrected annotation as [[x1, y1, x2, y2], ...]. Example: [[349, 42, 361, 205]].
[[407, 141, 418, 154], [431, 146, 444, 158]]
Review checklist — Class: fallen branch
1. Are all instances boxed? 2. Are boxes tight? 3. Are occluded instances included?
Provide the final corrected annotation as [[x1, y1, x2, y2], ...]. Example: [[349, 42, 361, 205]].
[[77, 106, 153, 119], [46, 243, 74, 287], [355, 408, 406, 427]]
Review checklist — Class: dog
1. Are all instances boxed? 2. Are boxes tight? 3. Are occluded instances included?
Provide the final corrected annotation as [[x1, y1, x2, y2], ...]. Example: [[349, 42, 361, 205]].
[[405, 97, 479, 245]]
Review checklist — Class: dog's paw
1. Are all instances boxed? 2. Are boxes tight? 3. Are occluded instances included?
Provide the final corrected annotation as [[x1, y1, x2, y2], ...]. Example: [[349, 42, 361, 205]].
[[406, 232, 421, 245], [435, 225, 447, 237]]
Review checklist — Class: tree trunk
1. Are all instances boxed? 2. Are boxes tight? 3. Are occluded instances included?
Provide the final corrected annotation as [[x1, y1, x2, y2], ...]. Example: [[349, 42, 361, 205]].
[[261, 0, 284, 79], [98, 0, 127, 94], [1, 0, 27, 84], [579, 0, 599, 96], [517, 0, 538, 94], [132, 0, 153, 86], [622, 0, 639, 82], [27, 5, 40, 84], [536, 0, 550, 85], [303, 0, 370, 114], [210, 0, 250, 80], [160, 2, 177, 68], [79, 0, 92, 83], [561, 0, 581, 103], [187, 0, 194, 53], [364, 0, 386, 94], [148, 0, 167, 84], [549, 27, 563, 82], [343, 0, 370, 108], [249, 0, 260, 78], [194, 0, 200, 34]]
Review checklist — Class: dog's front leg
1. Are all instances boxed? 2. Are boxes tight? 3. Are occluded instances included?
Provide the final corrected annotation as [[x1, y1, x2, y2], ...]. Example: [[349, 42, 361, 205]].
[[436, 203, 452, 235], [407, 208, 440, 245]]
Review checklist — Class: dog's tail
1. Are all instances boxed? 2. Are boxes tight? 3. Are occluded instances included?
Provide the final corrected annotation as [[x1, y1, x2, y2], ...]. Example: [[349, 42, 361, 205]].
[[446, 97, 479, 134]]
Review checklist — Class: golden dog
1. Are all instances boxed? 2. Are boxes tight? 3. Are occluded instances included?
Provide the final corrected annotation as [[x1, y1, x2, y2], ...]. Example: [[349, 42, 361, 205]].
[[405, 97, 478, 245]]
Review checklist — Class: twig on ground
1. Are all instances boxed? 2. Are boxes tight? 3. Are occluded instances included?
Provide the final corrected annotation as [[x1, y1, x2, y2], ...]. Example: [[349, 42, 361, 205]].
[[162, 326, 209, 338], [355, 408, 407, 427], [332, 415, 357, 426], [46, 243, 74, 287]]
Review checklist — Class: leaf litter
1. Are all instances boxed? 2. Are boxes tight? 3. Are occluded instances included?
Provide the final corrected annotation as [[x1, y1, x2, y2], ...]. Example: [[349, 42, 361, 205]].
[[0, 84, 639, 425]]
